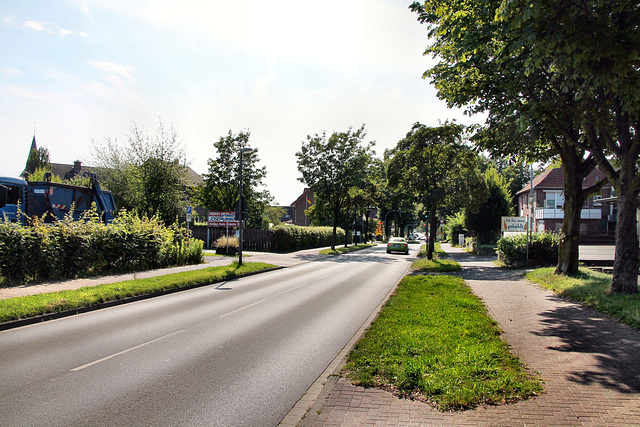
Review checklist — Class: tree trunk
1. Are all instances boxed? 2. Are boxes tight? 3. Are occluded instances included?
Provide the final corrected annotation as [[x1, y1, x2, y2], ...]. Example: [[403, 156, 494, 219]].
[[427, 205, 437, 260], [555, 168, 582, 275], [610, 186, 640, 294], [331, 206, 339, 251]]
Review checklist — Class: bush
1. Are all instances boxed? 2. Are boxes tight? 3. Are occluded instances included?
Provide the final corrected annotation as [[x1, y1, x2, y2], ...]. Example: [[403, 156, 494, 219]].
[[215, 236, 239, 255], [444, 212, 466, 244], [496, 232, 561, 267], [271, 224, 346, 252], [0, 209, 204, 284]]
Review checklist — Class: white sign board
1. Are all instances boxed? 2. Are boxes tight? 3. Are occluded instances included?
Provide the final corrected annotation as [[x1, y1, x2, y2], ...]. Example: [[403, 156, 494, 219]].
[[501, 216, 528, 233], [208, 211, 240, 227]]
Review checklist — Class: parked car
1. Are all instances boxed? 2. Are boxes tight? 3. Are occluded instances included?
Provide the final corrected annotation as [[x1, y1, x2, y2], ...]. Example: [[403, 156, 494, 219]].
[[387, 237, 409, 255]]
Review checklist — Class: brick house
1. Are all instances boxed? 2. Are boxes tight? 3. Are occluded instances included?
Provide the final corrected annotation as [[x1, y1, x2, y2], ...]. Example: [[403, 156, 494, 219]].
[[516, 167, 616, 244], [290, 188, 314, 226]]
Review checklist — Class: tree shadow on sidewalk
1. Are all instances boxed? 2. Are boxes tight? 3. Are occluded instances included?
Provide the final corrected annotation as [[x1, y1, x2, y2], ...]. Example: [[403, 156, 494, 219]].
[[534, 302, 640, 394]]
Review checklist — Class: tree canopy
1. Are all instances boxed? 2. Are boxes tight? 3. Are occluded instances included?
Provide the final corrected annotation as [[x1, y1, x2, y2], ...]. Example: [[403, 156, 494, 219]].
[[296, 125, 375, 250], [410, 0, 640, 291], [90, 119, 188, 225], [387, 122, 482, 259], [196, 130, 272, 229]]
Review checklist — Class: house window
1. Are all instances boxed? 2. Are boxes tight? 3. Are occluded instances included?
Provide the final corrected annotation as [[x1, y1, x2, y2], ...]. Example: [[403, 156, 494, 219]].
[[545, 193, 555, 209], [593, 195, 602, 206]]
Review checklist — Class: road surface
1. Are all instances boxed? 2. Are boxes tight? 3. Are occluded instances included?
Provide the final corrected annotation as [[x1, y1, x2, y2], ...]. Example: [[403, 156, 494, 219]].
[[0, 244, 415, 426]]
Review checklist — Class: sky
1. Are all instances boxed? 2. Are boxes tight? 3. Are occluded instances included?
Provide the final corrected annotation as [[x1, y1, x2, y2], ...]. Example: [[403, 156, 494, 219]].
[[1, 0, 483, 206]]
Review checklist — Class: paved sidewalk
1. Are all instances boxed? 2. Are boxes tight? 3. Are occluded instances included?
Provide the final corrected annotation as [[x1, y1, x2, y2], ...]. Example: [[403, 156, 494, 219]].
[[0, 247, 329, 300], [301, 244, 640, 426]]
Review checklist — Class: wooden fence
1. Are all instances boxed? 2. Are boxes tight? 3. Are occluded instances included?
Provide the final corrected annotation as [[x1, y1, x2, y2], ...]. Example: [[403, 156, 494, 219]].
[[190, 226, 274, 252]]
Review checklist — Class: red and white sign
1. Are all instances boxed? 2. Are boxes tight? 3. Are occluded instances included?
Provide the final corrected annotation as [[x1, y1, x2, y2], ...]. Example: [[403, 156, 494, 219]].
[[208, 211, 240, 227]]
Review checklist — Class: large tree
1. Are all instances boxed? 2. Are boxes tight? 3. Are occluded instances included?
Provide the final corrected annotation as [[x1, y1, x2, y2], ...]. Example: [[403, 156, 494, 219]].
[[196, 130, 272, 229], [410, 1, 636, 287], [296, 125, 375, 250], [387, 122, 482, 259], [91, 120, 188, 225]]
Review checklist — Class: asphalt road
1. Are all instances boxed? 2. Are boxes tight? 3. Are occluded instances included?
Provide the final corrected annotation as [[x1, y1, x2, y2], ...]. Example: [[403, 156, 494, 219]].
[[0, 244, 415, 426]]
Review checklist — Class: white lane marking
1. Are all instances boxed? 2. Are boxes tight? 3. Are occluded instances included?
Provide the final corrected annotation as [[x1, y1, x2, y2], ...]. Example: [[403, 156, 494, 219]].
[[218, 299, 267, 318], [70, 329, 186, 372]]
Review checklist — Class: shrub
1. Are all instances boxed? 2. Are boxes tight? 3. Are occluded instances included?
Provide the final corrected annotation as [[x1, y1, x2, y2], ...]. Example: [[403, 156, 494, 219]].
[[444, 212, 466, 244], [496, 232, 561, 267], [0, 209, 204, 284], [271, 224, 346, 252], [215, 236, 239, 255]]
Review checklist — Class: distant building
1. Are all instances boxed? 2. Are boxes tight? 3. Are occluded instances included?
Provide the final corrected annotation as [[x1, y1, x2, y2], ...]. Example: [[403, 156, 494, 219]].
[[290, 188, 314, 226], [516, 167, 616, 244]]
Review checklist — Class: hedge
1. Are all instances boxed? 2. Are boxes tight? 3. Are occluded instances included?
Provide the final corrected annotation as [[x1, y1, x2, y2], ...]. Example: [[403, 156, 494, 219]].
[[271, 224, 349, 252], [496, 232, 562, 267], [0, 210, 203, 284]]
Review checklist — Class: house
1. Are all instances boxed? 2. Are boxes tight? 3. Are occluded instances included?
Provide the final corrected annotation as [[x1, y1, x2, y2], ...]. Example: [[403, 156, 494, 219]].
[[516, 167, 616, 244], [290, 188, 314, 226]]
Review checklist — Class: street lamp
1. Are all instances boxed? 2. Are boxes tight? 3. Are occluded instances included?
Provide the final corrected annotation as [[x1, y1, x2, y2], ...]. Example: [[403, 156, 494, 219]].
[[238, 147, 256, 266]]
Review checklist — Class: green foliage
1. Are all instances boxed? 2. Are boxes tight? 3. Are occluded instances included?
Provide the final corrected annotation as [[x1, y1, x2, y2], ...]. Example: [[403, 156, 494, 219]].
[[443, 211, 466, 243], [21, 146, 50, 179], [496, 232, 562, 267], [0, 262, 275, 323], [90, 119, 189, 226], [271, 224, 347, 252], [344, 274, 542, 410], [464, 168, 514, 245], [196, 129, 273, 229], [0, 209, 203, 284], [296, 125, 375, 248]]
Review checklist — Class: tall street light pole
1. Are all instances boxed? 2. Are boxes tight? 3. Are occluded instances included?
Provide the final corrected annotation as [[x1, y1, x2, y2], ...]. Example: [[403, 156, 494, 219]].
[[238, 147, 256, 266]]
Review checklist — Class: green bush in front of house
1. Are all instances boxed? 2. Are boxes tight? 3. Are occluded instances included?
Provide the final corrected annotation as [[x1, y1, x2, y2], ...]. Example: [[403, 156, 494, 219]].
[[496, 232, 562, 267], [271, 224, 348, 252], [0, 209, 204, 284]]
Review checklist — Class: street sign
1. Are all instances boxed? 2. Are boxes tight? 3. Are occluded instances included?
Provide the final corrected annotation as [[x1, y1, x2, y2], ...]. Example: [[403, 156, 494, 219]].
[[208, 210, 240, 227], [186, 206, 192, 223]]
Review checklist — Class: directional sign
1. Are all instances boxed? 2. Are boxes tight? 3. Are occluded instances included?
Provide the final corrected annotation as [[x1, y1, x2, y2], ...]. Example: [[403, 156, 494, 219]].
[[208, 211, 240, 227]]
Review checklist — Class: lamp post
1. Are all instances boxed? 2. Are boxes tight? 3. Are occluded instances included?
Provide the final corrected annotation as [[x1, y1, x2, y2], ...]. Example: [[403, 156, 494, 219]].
[[238, 147, 256, 266]]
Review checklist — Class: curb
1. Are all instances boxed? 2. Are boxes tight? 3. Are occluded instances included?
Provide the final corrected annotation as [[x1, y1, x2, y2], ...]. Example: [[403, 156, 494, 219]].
[[0, 266, 283, 331]]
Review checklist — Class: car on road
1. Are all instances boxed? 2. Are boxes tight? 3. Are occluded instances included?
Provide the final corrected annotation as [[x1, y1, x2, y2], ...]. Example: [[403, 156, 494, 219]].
[[386, 237, 409, 255]]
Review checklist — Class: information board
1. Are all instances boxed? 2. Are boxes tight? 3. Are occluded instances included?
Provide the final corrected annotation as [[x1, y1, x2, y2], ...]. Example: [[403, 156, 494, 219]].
[[208, 211, 240, 227]]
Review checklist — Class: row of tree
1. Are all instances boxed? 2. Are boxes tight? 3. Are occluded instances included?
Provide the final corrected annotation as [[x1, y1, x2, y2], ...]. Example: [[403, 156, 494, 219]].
[[409, 0, 640, 294]]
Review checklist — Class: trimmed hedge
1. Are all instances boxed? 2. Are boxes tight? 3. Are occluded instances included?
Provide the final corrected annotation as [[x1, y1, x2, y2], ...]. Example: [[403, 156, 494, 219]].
[[0, 210, 203, 284], [271, 224, 349, 252], [496, 232, 561, 267]]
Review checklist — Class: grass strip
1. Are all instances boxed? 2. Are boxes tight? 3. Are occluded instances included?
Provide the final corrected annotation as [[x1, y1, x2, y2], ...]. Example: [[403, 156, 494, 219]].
[[413, 242, 461, 272], [528, 267, 640, 330], [319, 243, 376, 255], [344, 274, 543, 411], [412, 258, 461, 272], [0, 262, 276, 323]]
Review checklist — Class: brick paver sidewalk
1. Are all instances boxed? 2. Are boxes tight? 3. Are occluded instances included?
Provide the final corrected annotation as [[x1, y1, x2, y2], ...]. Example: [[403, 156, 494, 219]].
[[303, 244, 640, 426]]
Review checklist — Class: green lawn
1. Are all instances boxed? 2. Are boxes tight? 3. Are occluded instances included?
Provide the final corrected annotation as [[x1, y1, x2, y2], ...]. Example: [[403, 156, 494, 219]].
[[319, 243, 376, 255], [0, 262, 276, 324], [528, 267, 640, 330], [344, 274, 543, 411], [412, 243, 461, 272]]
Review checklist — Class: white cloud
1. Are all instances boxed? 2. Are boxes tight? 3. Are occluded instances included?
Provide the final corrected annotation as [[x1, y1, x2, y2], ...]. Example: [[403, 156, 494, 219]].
[[23, 20, 52, 33], [89, 60, 136, 84], [0, 66, 21, 79]]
